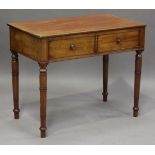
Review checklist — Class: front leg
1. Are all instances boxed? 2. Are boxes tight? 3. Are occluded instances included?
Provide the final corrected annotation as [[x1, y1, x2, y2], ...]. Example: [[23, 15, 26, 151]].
[[11, 51, 20, 119], [39, 63, 48, 138], [133, 50, 143, 117]]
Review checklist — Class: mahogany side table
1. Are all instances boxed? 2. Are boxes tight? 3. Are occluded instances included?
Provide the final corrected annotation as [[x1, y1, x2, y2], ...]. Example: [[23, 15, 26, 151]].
[[8, 14, 146, 138]]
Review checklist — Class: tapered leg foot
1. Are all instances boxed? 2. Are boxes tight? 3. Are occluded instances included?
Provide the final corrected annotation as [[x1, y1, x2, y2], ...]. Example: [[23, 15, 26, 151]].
[[133, 50, 143, 117], [13, 109, 20, 119], [102, 92, 108, 102], [103, 55, 109, 102], [39, 63, 48, 138], [40, 127, 47, 138], [133, 107, 139, 117], [11, 51, 20, 119]]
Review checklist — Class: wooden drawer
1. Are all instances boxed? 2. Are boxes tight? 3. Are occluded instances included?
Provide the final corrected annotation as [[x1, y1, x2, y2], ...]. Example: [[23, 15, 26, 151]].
[[98, 29, 139, 53], [49, 35, 95, 60]]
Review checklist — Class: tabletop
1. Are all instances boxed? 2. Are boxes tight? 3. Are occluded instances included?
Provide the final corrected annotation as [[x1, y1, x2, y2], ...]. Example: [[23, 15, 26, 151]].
[[8, 14, 145, 38]]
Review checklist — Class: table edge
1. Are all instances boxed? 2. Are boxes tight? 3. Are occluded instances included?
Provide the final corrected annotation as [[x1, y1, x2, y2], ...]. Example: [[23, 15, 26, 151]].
[[7, 24, 146, 39]]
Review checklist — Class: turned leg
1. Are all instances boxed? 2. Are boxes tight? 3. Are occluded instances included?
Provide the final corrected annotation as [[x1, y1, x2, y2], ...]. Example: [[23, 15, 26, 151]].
[[39, 63, 48, 138], [133, 50, 143, 117], [11, 51, 20, 119], [102, 55, 109, 102]]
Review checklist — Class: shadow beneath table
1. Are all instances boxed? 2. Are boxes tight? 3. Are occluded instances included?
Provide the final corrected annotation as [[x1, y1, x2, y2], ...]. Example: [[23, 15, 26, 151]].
[[19, 78, 155, 135]]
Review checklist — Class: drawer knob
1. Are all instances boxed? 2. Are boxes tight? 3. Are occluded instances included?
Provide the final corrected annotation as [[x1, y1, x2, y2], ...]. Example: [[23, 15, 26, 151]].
[[70, 44, 76, 51], [116, 38, 121, 44]]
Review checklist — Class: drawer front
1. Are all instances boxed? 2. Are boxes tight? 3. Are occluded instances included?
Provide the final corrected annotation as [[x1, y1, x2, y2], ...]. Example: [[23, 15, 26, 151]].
[[98, 29, 139, 53], [49, 35, 95, 60]]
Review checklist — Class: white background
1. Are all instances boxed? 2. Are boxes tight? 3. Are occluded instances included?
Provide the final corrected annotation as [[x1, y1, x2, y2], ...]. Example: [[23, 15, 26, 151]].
[[0, 0, 154, 9]]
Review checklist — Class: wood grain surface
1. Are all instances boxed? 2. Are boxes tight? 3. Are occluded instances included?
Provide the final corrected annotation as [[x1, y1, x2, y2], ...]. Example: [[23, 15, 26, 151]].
[[98, 29, 139, 53], [8, 14, 145, 38], [49, 34, 95, 59]]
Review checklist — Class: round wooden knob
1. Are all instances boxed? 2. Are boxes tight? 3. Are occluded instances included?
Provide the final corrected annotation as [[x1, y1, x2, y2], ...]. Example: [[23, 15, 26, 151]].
[[70, 44, 76, 51], [116, 38, 121, 44]]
